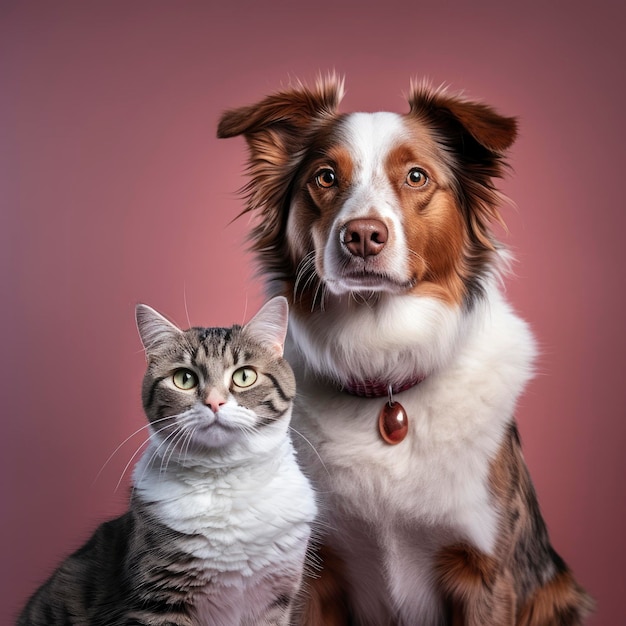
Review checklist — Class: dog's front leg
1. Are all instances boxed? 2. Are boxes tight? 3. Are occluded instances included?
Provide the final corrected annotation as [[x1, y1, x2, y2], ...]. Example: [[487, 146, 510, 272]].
[[437, 544, 516, 626], [294, 545, 353, 626]]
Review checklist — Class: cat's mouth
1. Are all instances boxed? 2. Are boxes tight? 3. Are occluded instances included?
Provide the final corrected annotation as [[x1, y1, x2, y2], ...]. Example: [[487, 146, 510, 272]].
[[155, 415, 240, 452], [190, 415, 241, 448], [200, 415, 234, 430]]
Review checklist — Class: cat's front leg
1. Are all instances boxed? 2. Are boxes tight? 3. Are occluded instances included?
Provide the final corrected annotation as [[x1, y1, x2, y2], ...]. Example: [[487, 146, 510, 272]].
[[258, 585, 307, 626], [123, 609, 194, 626], [247, 575, 312, 626], [254, 594, 296, 626]]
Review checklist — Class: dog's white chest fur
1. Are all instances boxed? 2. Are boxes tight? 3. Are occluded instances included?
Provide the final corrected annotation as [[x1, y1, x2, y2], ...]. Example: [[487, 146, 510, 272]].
[[287, 287, 535, 624]]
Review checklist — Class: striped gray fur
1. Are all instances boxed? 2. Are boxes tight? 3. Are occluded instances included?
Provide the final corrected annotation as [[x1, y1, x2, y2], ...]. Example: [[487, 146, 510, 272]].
[[142, 324, 294, 432]]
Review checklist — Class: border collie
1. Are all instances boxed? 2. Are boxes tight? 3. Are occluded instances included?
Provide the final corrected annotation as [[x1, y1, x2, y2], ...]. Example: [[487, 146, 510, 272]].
[[217, 75, 592, 626]]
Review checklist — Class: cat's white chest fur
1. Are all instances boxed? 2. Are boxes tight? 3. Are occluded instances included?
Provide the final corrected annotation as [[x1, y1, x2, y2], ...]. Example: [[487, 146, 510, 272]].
[[134, 440, 315, 570], [132, 439, 316, 622]]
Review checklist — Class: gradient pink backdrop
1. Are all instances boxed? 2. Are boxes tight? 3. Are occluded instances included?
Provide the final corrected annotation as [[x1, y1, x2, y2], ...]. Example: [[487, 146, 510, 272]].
[[2, 1, 624, 623]]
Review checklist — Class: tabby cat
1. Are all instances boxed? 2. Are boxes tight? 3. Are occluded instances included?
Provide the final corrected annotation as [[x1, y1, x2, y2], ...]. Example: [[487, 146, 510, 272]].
[[18, 297, 317, 626]]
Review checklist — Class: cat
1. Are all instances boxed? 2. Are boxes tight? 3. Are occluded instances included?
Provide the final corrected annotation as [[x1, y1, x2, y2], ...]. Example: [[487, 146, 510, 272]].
[[17, 296, 317, 626]]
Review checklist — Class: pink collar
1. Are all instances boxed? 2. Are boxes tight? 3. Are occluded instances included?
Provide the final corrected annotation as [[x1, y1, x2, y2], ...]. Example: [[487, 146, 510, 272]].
[[343, 375, 425, 399]]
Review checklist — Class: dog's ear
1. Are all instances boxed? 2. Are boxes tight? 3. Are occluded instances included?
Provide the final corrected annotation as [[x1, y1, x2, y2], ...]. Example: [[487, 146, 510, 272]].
[[217, 74, 344, 142], [217, 74, 344, 212], [408, 82, 517, 251], [407, 82, 517, 154], [217, 75, 344, 178], [216, 75, 344, 279]]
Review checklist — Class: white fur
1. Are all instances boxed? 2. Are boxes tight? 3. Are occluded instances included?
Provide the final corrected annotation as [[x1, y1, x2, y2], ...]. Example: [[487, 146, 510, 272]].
[[288, 292, 468, 383], [322, 114, 412, 294], [132, 406, 317, 625], [287, 285, 535, 623]]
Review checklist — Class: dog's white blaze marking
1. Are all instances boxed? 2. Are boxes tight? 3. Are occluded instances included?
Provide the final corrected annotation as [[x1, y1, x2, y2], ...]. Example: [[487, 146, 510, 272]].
[[323, 113, 412, 293]]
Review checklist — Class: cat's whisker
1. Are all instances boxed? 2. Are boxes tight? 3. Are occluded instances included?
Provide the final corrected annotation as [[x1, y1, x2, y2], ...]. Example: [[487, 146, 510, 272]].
[[162, 427, 190, 474], [160, 434, 179, 475], [119, 417, 198, 495], [156, 427, 189, 476], [115, 437, 150, 493], [287, 425, 332, 480], [180, 427, 197, 466], [229, 421, 258, 443], [92, 415, 177, 487], [133, 426, 185, 489], [183, 283, 192, 328]]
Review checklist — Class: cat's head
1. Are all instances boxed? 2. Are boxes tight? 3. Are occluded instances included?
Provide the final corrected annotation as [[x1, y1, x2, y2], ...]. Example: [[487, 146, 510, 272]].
[[135, 297, 295, 464]]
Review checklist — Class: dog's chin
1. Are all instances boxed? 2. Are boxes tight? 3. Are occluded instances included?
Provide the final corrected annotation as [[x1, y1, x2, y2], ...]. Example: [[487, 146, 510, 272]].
[[325, 272, 415, 296]]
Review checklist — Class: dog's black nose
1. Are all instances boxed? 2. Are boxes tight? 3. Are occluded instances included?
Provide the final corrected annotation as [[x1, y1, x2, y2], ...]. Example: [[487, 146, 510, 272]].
[[342, 219, 388, 258]]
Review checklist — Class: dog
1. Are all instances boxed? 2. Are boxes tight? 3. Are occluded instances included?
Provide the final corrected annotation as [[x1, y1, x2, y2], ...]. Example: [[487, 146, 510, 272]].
[[217, 75, 593, 625]]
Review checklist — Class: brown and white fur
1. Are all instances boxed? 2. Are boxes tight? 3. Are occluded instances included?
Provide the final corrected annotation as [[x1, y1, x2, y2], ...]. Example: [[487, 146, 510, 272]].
[[217, 76, 593, 626]]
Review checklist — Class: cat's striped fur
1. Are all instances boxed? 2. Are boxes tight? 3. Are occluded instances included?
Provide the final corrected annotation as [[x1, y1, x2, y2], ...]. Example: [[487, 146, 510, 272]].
[[18, 297, 316, 626]]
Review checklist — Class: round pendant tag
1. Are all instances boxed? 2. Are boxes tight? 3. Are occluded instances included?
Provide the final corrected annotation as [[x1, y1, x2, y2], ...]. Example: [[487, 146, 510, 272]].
[[378, 401, 408, 444]]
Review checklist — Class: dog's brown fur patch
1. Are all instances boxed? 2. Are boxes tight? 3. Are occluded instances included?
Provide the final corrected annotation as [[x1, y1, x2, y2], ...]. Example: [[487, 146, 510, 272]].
[[516, 566, 595, 626], [433, 425, 594, 625], [297, 545, 351, 626], [436, 543, 516, 626]]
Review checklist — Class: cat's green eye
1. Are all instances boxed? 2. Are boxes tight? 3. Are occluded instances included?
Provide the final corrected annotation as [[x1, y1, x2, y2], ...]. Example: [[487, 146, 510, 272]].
[[232, 367, 258, 389], [172, 368, 198, 390]]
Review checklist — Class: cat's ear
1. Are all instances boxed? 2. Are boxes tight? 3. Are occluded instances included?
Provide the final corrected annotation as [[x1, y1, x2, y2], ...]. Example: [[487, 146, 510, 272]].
[[135, 304, 182, 358], [244, 297, 289, 356]]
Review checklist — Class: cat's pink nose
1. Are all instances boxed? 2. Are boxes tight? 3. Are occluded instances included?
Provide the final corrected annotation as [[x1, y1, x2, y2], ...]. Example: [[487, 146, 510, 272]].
[[204, 389, 226, 413]]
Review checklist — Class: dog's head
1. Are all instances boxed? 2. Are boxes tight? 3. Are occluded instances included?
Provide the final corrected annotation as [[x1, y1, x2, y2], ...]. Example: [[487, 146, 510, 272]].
[[218, 75, 516, 312]]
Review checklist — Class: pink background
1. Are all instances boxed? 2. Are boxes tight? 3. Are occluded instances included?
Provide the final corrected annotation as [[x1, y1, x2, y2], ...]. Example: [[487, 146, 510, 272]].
[[2, 1, 624, 623]]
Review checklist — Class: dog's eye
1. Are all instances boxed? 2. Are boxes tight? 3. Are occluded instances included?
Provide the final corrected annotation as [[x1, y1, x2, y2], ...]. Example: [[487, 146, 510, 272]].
[[406, 168, 429, 188], [315, 169, 337, 188]]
